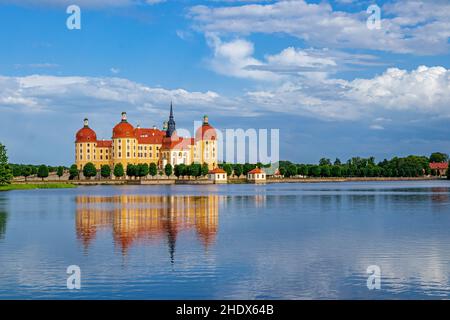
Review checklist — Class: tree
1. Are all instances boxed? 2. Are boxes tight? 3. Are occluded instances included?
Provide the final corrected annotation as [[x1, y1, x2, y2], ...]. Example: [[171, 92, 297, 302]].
[[69, 164, 79, 180], [331, 165, 342, 177], [201, 163, 209, 176], [174, 164, 182, 178], [22, 166, 32, 181], [126, 164, 136, 178], [430, 152, 449, 163], [319, 158, 332, 166], [165, 163, 173, 177], [309, 165, 321, 177], [298, 165, 308, 177], [137, 163, 149, 178], [190, 163, 201, 178], [320, 166, 331, 177], [100, 165, 111, 178], [149, 163, 158, 177], [114, 163, 124, 179], [286, 164, 297, 177], [222, 163, 233, 176], [233, 164, 243, 177], [57, 166, 64, 180], [37, 165, 49, 181], [83, 162, 97, 179], [333, 158, 341, 166]]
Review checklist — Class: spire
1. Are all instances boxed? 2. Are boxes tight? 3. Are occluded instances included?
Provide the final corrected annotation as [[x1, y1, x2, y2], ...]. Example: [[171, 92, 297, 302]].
[[166, 101, 176, 137]]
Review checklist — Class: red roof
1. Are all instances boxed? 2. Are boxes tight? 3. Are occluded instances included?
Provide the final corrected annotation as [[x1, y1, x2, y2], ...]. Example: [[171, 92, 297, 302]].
[[196, 124, 217, 141], [76, 127, 97, 143], [248, 168, 264, 174], [96, 140, 112, 148], [161, 136, 194, 150], [430, 162, 448, 170], [134, 128, 165, 144], [209, 168, 226, 174], [113, 121, 135, 139]]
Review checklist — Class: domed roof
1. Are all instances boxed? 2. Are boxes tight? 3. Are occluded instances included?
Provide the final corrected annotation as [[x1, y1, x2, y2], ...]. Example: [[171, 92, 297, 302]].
[[113, 112, 135, 139], [76, 119, 97, 143], [196, 116, 216, 140], [113, 121, 135, 139]]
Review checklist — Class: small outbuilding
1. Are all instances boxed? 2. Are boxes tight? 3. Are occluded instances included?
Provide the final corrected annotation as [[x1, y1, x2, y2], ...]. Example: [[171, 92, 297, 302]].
[[430, 162, 448, 176], [208, 168, 228, 184], [247, 168, 266, 183]]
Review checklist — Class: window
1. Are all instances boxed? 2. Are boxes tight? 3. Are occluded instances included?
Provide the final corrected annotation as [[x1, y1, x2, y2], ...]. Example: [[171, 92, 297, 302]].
[[100, 155, 103, 160], [118, 145, 121, 150], [150, 153, 152, 158], [80, 155, 82, 160], [87, 149, 90, 153], [118, 152, 121, 157], [87, 143, 90, 147], [87, 155, 90, 160], [127, 152, 130, 157], [100, 149, 103, 153]]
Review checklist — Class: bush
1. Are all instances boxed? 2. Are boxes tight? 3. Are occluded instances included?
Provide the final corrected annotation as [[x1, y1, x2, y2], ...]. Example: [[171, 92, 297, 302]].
[[83, 162, 97, 179], [101, 165, 111, 178]]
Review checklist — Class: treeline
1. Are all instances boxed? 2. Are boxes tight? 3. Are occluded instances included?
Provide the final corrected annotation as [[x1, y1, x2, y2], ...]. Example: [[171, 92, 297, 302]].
[[9, 164, 67, 180], [70, 162, 265, 180], [278, 153, 447, 178]]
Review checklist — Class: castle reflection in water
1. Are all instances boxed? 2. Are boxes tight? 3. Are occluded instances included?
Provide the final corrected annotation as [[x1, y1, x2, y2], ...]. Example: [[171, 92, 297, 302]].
[[75, 194, 222, 261]]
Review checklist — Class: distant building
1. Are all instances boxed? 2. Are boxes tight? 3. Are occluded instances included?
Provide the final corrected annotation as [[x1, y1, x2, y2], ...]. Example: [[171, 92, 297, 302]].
[[208, 168, 227, 184], [247, 168, 266, 183], [429, 162, 448, 176], [75, 103, 218, 171]]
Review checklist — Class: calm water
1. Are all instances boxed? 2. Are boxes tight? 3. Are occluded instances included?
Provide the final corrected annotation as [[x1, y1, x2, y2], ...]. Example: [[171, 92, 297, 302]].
[[1, 181, 450, 299]]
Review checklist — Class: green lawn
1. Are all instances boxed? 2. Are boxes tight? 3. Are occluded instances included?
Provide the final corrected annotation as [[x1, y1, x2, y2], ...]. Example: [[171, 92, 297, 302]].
[[0, 183, 76, 191]]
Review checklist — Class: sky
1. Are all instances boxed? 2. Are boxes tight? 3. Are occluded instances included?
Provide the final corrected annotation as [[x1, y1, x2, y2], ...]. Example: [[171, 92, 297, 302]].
[[0, 0, 449, 166]]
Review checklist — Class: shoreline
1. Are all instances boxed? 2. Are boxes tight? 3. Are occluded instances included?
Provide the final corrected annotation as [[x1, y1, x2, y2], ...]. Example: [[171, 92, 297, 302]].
[[0, 183, 76, 191], [4, 176, 444, 189]]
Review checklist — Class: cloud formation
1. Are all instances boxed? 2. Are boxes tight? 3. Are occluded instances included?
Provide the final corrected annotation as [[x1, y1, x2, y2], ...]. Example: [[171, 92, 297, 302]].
[[190, 0, 450, 55]]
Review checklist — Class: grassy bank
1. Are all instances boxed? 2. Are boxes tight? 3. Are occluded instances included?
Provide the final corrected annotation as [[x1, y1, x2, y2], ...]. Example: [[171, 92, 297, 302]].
[[0, 183, 77, 191]]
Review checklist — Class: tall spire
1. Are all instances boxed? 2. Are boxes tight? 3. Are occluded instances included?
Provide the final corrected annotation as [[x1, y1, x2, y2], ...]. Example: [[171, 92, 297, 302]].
[[166, 101, 176, 137]]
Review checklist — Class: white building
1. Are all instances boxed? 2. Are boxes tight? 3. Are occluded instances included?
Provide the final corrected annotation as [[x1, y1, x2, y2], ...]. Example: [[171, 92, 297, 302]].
[[247, 168, 266, 183], [208, 168, 227, 184]]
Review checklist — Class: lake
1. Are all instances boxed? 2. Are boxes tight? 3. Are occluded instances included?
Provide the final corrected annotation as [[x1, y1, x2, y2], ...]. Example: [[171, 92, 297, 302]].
[[1, 181, 450, 299]]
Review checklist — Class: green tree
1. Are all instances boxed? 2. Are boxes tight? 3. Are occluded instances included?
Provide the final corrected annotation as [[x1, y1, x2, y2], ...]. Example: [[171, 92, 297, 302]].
[[233, 164, 243, 177], [333, 158, 342, 166], [83, 162, 97, 179], [319, 158, 332, 166], [430, 152, 449, 163], [114, 163, 125, 179], [309, 165, 321, 177], [149, 163, 158, 177], [126, 164, 136, 178], [286, 164, 297, 177], [165, 163, 173, 177], [69, 164, 79, 180], [137, 163, 149, 178], [190, 163, 201, 178], [174, 164, 182, 178], [320, 166, 331, 177], [201, 163, 209, 176], [56, 166, 64, 180], [298, 165, 308, 176], [37, 165, 49, 181], [243, 163, 256, 175], [100, 165, 111, 178], [23, 166, 32, 181], [222, 163, 233, 176], [331, 165, 342, 177]]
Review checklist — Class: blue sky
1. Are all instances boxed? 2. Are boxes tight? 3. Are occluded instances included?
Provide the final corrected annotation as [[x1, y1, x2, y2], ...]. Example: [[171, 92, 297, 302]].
[[0, 0, 450, 165]]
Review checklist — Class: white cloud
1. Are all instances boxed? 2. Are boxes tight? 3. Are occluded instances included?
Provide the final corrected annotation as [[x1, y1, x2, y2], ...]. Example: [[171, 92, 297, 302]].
[[110, 67, 120, 74], [1, 65, 449, 123], [0, 75, 227, 115], [190, 0, 450, 54]]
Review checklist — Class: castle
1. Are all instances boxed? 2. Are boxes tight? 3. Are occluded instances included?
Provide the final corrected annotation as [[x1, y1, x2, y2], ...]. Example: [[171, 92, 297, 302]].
[[75, 103, 217, 171]]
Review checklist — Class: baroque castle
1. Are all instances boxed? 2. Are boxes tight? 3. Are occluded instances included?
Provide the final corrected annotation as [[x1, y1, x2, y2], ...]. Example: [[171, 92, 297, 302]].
[[75, 103, 217, 171]]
